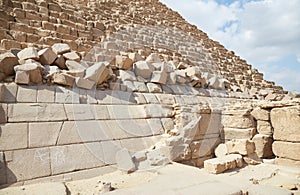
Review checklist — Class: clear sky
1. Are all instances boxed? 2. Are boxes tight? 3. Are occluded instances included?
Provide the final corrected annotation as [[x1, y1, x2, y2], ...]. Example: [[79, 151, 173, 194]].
[[160, 0, 300, 92]]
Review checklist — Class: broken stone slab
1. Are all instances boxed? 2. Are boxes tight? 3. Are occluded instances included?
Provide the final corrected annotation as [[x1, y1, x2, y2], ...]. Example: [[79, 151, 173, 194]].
[[252, 134, 273, 158], [119, 70, 136, 81], [151, 70, 167, 84], [53, 72, 75, 87], [0, 52, 19, 75], [146, 148, 170, 166], [52, 43, 71, 55], [63, 51, 81, 62], [14, 63, 44, 84], [38, 47, 57, 65], [75, 77, 95, 90], [226, 139, 255, 156], [186, 66, 201, 77], [251, 107, 270, 121], [133, 150, 147, 162], [204, 154, 243, 174], [243, 152, 262, 165], [84, 62, 112, 84], [116, 148, 136, 173], [17, 47, 39, 61], [134, 61, 153, 79]]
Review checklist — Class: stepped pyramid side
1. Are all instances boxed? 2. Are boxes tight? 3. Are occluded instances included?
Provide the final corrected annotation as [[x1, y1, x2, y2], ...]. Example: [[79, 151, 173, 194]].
[[0, 0, 284, 95]]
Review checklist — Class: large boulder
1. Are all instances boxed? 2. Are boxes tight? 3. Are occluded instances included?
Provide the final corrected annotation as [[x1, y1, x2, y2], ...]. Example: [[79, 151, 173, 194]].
[[17, 47, 39, 61], [84, 62, 112, 84], [14, 63, 44, 84]]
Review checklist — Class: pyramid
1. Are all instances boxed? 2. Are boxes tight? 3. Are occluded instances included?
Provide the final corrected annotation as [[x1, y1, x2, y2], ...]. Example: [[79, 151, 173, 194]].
[[0, 0, 299, 188]]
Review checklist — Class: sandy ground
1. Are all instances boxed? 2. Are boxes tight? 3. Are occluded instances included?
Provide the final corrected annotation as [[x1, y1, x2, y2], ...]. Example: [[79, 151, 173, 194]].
[[1, 163, 300, 195]]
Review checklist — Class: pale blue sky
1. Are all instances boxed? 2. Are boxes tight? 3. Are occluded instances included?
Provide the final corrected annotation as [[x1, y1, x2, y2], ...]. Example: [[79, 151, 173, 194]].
[[160, 0, 300, 92]]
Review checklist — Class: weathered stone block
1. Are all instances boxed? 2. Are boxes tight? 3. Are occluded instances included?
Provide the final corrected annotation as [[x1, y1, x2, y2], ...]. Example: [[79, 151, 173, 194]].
[[55, 86, 80, 104], [17, 47, 39, 61], [8, 103, 67, 122], [0, 123, 27, 150], [273, 141, 300, 161], [147, 83, 162, 93], [16, 85, 37, 103], [84, 62, 111, 84], [252, 134, 273, 158], [119, 70, 136, 81], [75, 77, 95, 90], [214, 143, 228, 158], [6, 148, 51, 183], [155, 94, 175, 105], [257, 120, 272, 136], [53, 73, 75, 87], [222, 115, 254, 129], [134, 61, 153, 79], [190, 138, 220, 159], [151, 70, 167, 84], [63, 51, 80, 62], [29, 122, 62, 148], [147, 118, 165, 135], [271, 106, 300, 142], [204, 154, 243, 174], [38, 47, 57, 65], [274, 158, 300, 168], [101, 140, 122, 164], [107, 105, 147, 119], [160, 118, 174, 133], [115, 55, 133, 70], [50, 143, 105, 175], [37, 85, 55, 103], [116, 148, 136, 173], [145, 104, 174, 118], [64, 104, 95, 121], [251, 107, 270, 121], [226, 139, 255, 155], [0, 52, 18, 75], [221, 128, 256, 140], [14, 63, 44, 84], [94, 105, 110, 120], [52, 43, 71, 55], [0, 83, 17, 103]]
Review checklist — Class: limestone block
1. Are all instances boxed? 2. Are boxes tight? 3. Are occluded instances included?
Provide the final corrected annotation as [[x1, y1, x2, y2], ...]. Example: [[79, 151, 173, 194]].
[[0, 123, 27, 150], [204, 154, 243, 174], [257, 120, 272, 135], [196, 113, 222, 137], [133, 81, 148, 92], [57, 121, 108, 145], [246, 184, 294, 195], [252, 134, 273, 158], [119, 70, 136, 81], [161, 118, 174, 133], [63, 51, 80, 62], [123, 81, 137, 92], [274, 158, 300, 168], [0, 52, 18, 75], [8, 103, 67, 122], [226, 139, 255, 155], [134, 61, 153, 79], [145, 104, 174, 118], [75, 77, 95, 90], [64, 104, 95, 121], [214, 143, 228, 158], [107, 105, 147, 119], [146, 53, 161, 63], [0, 103, 7, 124], [101, 140, 122, 164], [17, 47, 39, 61], [271, 106, 300, 142], [44, 65, 61, 80], [147, 118, 165, 135], [50, 143, 105, 175], [155, 94, 175, 105], [0, 83, 17, 103], [146, 148, 170, 166], [143, 93, 159, 104], [222, 115, 254, 129], [243, 153, 262, 165], [65, 60, 86, 71], [190, 138, 220, 159], [94, 105, 110, 120], [16, 85, 37, 103], [84, 62, 111, 84], [116, 148, 136, 173], [0, 182, 67, 195], [221, 128, 256, 140], [151, 70, 167, 84], [36, 85, 55, 103], [14, 63, 44, 84], [6, 148, 51, 183], [54, 55, 67, 69], [103, 120, 130, 140], [53, 73, 75, 87], [251, 107, 270, 121], [169, 144, 192, 162], [38, 47, 57, 65], [29, 122, 62, 148], [147, 82, 162, 93], [273, 141, 300, 161], [52, 43, 71, 55], [128, 52, 143, 62], [55, 87, 80, 104], [133, 93, 147, 104], [115, 55, 133, 70]]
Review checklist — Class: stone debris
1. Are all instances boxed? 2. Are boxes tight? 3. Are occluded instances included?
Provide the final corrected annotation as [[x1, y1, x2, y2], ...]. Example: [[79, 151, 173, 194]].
[[0, 52, 19, 75], [204, 154, 243, 174]]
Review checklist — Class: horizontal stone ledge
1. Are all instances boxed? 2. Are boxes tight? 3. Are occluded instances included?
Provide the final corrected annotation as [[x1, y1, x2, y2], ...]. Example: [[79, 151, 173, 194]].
[[272, 141, 300, 161]]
